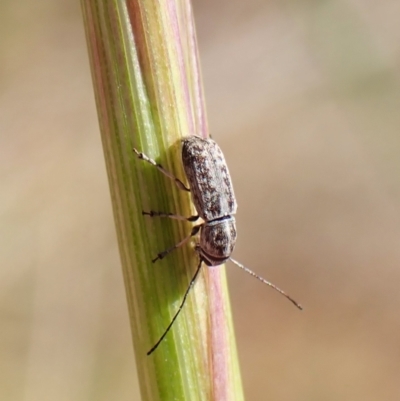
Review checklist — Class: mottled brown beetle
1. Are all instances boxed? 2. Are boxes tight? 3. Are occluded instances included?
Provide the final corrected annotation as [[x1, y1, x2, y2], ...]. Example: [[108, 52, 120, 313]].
[[133, 136, 302, 355]]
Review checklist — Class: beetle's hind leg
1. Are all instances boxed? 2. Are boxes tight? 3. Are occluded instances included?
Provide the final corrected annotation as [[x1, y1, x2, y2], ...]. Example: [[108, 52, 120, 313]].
[[133, 148, 190, 191], [151, 224, 202, 263]]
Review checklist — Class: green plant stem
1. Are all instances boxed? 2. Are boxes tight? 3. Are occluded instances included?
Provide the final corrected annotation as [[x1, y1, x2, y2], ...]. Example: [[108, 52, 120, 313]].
[[81, 1, 244, 400]]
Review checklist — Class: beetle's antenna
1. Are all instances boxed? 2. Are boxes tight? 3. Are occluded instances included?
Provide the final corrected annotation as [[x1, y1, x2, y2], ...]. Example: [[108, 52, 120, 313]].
[[229, 258, 303, 310], [147, 258, 204, 355]]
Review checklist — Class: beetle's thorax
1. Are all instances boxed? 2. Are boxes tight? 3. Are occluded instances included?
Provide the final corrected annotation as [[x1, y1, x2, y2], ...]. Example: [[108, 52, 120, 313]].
[[199, 216, 237, 266]]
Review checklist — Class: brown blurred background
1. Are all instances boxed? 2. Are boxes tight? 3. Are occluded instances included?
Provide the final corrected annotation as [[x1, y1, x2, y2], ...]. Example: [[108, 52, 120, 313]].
[[2, 1, 400, 400]]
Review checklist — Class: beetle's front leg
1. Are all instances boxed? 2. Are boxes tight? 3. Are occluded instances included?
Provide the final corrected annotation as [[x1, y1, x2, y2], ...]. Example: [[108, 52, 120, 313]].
[[152, 224, 202, 263]]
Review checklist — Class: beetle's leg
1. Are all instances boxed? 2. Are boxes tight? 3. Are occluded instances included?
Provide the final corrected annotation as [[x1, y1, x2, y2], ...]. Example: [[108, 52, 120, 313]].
[[133, 148, 190, 191], [142, 211, 199, 222], [152, 224, 202, 263], [147, 258, 204, 355]]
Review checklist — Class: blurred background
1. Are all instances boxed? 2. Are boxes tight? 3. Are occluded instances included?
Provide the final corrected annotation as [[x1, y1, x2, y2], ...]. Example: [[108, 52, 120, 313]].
[[2, 1, 400, 400]]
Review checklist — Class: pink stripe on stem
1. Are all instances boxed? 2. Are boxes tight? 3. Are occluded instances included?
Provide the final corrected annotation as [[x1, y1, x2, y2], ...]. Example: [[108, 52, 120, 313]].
[[166, 0, 195, 137], [208, 265, 230, 401]]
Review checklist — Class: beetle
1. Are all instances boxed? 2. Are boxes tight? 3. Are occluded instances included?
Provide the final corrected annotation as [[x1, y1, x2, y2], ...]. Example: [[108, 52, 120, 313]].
[[133, 136, 302, 355]]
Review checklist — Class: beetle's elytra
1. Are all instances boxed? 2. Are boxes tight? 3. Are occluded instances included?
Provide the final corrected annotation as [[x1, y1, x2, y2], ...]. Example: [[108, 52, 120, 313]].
[[133, 136, 302, 355], [182, 137, 237, 221]]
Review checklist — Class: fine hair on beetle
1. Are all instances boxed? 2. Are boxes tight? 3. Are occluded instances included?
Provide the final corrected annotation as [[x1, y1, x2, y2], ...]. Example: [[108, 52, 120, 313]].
[[133, 136, 302, 356]]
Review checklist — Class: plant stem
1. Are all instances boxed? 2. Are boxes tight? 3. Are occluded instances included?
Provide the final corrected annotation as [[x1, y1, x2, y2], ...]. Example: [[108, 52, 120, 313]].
[[81, 1, 244, 400]]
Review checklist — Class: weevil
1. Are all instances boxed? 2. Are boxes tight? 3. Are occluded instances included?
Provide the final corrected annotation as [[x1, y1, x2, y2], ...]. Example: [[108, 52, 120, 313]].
[[133, 136, 302, 355]]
